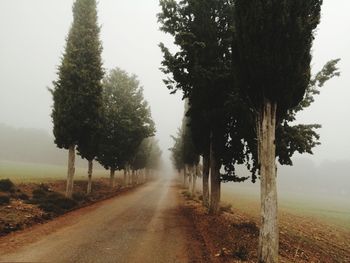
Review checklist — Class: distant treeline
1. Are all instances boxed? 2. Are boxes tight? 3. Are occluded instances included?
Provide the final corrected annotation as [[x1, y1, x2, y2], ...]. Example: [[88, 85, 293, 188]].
[[0, 124, 87, 167]]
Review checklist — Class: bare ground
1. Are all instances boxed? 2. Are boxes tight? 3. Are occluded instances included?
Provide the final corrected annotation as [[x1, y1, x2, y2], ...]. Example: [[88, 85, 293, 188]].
[[179, 188, 350, 263]]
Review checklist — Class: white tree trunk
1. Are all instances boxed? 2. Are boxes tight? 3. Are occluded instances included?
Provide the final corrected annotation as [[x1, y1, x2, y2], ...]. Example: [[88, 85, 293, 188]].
[[110, 169, 115, 188], [65, 145, 76, 198], [132, 170, 135, 185], [188, 165, 193, 193], [202, 154, 210, 207], [87, 160, 93, 195], [123, 168, 127, 186], [183, 166, 188, 187], [257, 100, 279, 263], [191, 165, 197, 197], [209, 142, 221, 214]]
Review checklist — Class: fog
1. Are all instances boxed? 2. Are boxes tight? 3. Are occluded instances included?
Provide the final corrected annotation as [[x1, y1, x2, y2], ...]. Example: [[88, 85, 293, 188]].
[[0, 1, 349, 194]]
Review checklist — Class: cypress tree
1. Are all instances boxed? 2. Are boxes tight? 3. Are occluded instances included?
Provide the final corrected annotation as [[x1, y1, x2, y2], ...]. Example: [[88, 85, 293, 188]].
[[97, 68, 155, 188], [51, 0, 104, 198], [233, 1, 323, 262]]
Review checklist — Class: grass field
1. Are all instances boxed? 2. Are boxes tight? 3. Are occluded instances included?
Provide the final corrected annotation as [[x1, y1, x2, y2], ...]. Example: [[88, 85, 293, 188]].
[[221, 183, 350, 230], [0, 160, 116, 183]]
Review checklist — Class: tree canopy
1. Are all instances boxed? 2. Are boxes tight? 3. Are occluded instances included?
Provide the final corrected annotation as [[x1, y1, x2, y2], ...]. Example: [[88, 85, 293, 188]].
[[97, 68, 155, 172], [51, 0, 104, 150]]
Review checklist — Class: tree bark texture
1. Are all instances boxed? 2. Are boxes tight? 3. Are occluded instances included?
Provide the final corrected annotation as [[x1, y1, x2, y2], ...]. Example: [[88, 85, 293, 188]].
[[257, 100, 279, 263], [209, 142, 221, 214], [65, 145, 76, 198], [191, 165, 197, 197], [188, 165, 193, 193], [87, 160, 93, 195], [110, 168, 116, 188], [132, 170, 135, 185], [123, 168, 127, 186], [202, 155, 210, 207], [183, 166, 188, 187]]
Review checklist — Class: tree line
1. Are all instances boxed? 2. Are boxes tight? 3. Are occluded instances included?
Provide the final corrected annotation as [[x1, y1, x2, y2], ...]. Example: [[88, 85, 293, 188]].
[[50, 0, 162, 198], [160, 0, 340, 262]]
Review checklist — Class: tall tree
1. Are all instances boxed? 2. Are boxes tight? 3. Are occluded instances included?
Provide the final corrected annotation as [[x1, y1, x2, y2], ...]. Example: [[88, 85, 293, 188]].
[[233, 1, 323, 261], [51, 0, 104, 198], [132, 137, 162, 182], [159, 0, 245, 213], [170, 129, 185, 175], [97, 68, 155, 187], [182, 100, 200, 196]]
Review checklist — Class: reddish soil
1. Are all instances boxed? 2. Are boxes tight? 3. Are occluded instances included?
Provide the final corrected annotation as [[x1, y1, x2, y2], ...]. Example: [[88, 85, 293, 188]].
[[0, 178, 131, 237], [178, 189, 350, 263]]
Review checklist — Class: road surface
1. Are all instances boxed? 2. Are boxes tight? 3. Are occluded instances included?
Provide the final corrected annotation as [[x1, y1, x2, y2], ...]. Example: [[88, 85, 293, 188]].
[[0, 179, 206, 263]]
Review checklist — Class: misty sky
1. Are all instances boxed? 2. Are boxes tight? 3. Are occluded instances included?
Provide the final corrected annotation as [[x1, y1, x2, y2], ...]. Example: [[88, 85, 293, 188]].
[[0, 0, 349, 165]]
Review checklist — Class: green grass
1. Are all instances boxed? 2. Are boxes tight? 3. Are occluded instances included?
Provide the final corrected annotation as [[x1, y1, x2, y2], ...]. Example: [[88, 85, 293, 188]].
[[0, 160, 111, 183]]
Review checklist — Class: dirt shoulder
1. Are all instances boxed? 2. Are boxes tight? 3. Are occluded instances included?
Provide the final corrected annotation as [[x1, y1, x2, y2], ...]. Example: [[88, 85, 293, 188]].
[[178, 187, 350, 263], [0, 178, 139, 238]]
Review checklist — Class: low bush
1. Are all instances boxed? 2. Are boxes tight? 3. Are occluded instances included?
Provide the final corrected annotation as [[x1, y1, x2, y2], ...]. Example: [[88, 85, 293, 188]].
[[17, 193, 29, 200], [30, 186, 78, 215], [72, 192, 86, 202], [0, 179, 15, 193], [0, 194, 10, 205], [234, 246, 249, 261]]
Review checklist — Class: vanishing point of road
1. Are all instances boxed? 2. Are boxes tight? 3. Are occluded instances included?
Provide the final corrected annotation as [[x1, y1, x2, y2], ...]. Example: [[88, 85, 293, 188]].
[[0, 178, 207, 263]]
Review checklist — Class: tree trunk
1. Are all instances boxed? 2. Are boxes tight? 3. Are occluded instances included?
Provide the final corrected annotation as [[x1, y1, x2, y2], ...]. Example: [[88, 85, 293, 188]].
[[123, 168, 127, 186], [110, 168, 115, 188], [65, 145, 75, 198], [132, 170, 135, 185], [127, 166, 131, 185], [209, 142, 221, 214], [188, 165, 193, 193], [257, 100, 279, 263], [183, 166, 188, 187], [145, 168, 150, 182], [87, 160, 93, 195], [191, 165, 197, 197], [202, 154, 210, 207]]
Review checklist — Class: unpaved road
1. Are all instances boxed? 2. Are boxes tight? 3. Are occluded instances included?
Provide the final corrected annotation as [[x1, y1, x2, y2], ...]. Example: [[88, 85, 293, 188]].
[[0, 179, 206, 263]]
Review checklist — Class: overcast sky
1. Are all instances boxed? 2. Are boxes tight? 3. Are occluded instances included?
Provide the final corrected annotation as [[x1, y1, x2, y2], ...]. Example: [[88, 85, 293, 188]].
[[0, 0, 349, 165]]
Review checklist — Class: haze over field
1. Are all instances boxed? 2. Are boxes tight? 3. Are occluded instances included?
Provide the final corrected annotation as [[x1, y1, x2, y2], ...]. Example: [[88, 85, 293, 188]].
[[0, 0, 349, 194]]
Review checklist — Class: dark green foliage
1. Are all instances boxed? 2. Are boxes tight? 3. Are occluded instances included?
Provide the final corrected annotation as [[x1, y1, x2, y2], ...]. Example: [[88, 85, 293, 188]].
[[233, 0, 323, 115], [159, 0, 250, 181], [0, 179, 15, 193], [0, 194, 10, 205], [51, 0, 104, 150], [97, 68, 155, 171], [30, 186, 77, 215], [169, 129, 185, 172]]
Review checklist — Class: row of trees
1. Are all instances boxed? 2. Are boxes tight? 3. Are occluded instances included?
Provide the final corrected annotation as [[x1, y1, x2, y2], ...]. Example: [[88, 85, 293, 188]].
[[51, 0, 161, 197], [161, 0, 340, 262]]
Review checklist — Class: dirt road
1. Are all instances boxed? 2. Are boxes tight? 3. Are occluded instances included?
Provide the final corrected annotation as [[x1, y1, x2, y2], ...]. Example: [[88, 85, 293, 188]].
[[0, 179, 206, 263]]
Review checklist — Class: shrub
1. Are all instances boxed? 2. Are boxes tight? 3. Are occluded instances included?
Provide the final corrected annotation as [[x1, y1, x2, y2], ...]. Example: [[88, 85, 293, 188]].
[[234, 246, 249, 261], [72, 192, 86, 202], [0, 194, 10, 205], [32, 188, 47, 200], [0, 179, 15, 192], [30, 186, 78, 215], [17, 193, 29, 200]]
